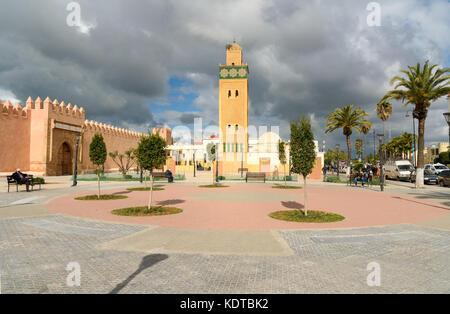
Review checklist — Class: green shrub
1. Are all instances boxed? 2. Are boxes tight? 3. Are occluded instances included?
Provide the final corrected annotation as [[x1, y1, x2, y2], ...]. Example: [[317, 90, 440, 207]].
[[124, 174, 133, 179], [33, 177, 45, 184], [175, 174, 186, 180]]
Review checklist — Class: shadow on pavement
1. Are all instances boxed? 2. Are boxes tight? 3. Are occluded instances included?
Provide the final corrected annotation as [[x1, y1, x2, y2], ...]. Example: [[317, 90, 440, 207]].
[[391, 196, 450, 210], [281, 201, 304, 210], [110, 254, 168, 294], [156, 199, 185, 206], [113, 190, 132, 195]]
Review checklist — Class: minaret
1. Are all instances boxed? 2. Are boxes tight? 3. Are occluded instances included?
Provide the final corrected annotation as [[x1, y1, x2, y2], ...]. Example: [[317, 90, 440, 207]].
[[219, 42, 249, 162]]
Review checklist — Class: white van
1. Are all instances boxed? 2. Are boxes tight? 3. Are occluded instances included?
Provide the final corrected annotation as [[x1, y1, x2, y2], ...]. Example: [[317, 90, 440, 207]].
[[384, 160, 414, 181], [424, 163, 449, 175]]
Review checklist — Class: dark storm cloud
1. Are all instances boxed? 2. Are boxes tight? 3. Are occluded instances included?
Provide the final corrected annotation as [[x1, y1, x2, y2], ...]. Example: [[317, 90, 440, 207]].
[[0, 0, 448, 150]]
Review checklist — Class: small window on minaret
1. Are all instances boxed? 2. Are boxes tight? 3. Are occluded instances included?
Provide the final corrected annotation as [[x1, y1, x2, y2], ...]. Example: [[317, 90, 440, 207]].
[[228, 90, 231, 98], [235, 90, 239, 97]]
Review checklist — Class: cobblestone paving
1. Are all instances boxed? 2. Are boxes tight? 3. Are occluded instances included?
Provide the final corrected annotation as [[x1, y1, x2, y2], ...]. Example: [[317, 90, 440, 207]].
[[0, 215, 449, 294]]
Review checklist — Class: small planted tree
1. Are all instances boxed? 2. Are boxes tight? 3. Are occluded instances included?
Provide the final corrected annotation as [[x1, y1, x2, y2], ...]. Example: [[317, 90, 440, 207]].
[[109, 149, 136, 178], [290, 115, 317, 216], [206, 142, 217, 185], [89, 133, 107, 199], [278, 140, 287, 185], [136, 134, 167, 211]]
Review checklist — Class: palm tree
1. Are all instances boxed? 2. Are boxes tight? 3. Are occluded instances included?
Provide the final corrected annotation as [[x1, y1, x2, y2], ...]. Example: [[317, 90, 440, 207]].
[[355, 138, 363, 160], [376, 99, 393, 161], [361, 123, 372, 162], [381, 61, 450, 188], [325, 105, 370, 173]]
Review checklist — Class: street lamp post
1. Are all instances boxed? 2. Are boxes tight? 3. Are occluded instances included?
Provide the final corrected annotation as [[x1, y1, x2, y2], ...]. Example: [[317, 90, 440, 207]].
[[193, 150, 196, 178], [444, 112, 450, 150], [335, 144, 340, 179], [377, 134, 384, 192], [240, 149, 244, 178], [215, 143, 219, 183], [406, 111, 416, 168], [72, 134, 80, 187]]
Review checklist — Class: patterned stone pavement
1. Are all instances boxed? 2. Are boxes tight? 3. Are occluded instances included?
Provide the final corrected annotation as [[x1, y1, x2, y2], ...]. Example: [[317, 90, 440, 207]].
[[0, 214, 449, 294]]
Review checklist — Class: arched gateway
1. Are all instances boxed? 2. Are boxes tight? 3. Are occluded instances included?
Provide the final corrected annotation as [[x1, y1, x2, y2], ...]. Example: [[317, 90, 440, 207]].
[[57, 142, 72, 176]]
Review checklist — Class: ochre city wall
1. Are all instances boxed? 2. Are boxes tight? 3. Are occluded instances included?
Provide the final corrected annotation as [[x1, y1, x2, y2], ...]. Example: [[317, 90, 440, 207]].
[[0, 101, 31, 172], [80, 121, 143, 174], [0, 96, 146, 176]]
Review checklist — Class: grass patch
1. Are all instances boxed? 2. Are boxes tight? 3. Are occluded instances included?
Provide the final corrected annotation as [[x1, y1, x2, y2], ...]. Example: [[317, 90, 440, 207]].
[[111, 206, 183, 216], [126, 187, 165, 192], [269, 210, 345, 223], [72, 174, 186, 182], [75, 194, 128, 201], [198, 184, 230, 188], [272, 185, 302, 189]]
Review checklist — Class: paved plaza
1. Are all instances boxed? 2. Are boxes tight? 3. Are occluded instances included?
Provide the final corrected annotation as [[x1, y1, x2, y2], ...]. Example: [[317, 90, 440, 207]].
[[0, 178, 449, 294]]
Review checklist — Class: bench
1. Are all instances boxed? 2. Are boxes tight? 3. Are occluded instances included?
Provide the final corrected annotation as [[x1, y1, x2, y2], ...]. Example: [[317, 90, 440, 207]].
[[151, 171, 172, 182], [347, 174, 372, 187], [7, 175, 41, 192], [246, 172, 266, 183]]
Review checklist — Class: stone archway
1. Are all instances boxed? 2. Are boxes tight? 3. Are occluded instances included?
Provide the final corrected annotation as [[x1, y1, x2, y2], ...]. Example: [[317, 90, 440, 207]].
[[57, 142, 73, 176]]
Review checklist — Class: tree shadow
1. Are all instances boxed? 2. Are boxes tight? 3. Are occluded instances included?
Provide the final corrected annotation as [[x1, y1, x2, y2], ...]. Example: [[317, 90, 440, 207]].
[[391, 196, 450, 210], [109, 254, 168, 294], [156, 199, 185, 206], [113, 190, 132, 195], [281, 201, 304, 210]]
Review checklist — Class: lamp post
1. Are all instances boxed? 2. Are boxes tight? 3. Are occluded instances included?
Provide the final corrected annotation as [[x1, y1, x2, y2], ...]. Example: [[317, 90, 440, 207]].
[[335, 144, 340, 178], [444, 112, 450, 151], [72, 134, 80, 187], [193, 150, 196, 178], [240, 149, 244, 178], [406, 111, 416, 167], [373, 130, 376, 164], [215, 143, 219, 183], [377, 134, 384, 192]]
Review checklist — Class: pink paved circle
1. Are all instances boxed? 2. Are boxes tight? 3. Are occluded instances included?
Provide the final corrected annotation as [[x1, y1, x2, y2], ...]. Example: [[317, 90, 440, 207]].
[[44, 184, 450, 230]]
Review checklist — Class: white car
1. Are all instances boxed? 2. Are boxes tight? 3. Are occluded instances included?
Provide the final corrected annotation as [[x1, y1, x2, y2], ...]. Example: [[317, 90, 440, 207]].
[[384, 160, 414, 181], [424, 163, 449, 175]]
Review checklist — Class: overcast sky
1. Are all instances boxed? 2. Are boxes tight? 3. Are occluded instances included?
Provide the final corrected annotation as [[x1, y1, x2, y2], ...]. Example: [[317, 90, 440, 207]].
[[0, 0, 449, 153]]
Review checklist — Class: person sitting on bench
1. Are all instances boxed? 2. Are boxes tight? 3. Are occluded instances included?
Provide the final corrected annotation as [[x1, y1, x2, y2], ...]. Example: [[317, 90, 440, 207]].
[[353, 172, 361, 186], [361, 172, 369, 187], [165, 169, 174, 183], [11, 169, 31, 192]]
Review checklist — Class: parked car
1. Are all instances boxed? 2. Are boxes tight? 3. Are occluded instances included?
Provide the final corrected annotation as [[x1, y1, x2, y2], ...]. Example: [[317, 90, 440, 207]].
[[384, 160, 414, 181], [410, 169, 438, 185], [437, 170, 450, 187], [424, 163, 449, 175]]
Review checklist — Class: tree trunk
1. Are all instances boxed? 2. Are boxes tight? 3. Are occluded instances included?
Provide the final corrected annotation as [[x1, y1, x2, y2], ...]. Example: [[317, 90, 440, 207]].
[[346, 135, 351, 175], [383, 121, 386, 162], [363, 133, 367, 163], [97, 172, 101, 199], [148, 173, 154, 211], [212, 162, 215, 185], [415, 117, 426, 188], [284, 164, 287, 186], [303, 175, 308, 216]]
